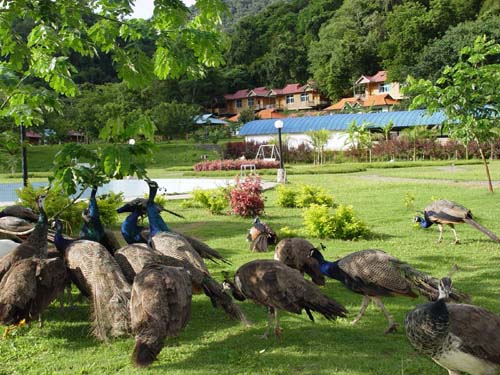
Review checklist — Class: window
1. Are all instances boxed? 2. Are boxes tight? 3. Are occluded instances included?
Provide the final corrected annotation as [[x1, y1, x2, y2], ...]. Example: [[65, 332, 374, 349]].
[[236, 99, 242, 108], [300, 93, 309, 102], [286, 95, 294, 104], [248, 97, 254, 107], [379, 83, 390, 93]]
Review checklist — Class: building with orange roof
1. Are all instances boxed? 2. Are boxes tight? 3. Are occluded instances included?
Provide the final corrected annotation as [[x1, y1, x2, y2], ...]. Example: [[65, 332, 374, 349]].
[[326, 71, 403, 113], [219, 82, 329, 116]]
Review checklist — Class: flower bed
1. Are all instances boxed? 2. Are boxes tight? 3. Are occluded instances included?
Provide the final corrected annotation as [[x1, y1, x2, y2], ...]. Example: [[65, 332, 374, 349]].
[[193, 159, 279, 171]]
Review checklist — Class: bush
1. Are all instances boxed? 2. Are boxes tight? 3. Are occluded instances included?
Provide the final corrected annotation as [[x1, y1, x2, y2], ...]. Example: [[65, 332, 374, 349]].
[[277, 226, 301, 238], [229, 176, 265, 217], [191, 188, 229, 215], [16, 184, 124, 235], [303, 204, 369, 240], [296, 184, 335, 208], [276, 185, 298, 208], [276, 184, 335, 208], [224, 141, 261, 159], [193, 159, 279, 172]]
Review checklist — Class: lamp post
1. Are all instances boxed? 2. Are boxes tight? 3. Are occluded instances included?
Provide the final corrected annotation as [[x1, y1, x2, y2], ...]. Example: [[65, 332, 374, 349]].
[[274, 120, 286, 183]]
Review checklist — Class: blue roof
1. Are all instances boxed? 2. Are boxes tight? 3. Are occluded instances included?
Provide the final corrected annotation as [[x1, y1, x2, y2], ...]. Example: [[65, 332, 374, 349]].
[[238, 109, 446, 135], [193, 114, 227, 125]]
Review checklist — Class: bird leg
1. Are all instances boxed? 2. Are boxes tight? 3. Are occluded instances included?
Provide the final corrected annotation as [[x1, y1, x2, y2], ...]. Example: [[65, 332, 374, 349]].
[[370, 297, 398, 334], [260, 307, 274, 339], [38, 314, 43, 328], [351, 295, 371, 325], [437, 224, 444, 243], [449, 224, 460, 244], [273, 308, 283, 340]]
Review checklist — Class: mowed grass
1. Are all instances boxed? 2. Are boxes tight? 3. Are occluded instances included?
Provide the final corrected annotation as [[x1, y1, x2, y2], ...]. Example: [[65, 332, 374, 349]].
[[1, 164, 500, 374]]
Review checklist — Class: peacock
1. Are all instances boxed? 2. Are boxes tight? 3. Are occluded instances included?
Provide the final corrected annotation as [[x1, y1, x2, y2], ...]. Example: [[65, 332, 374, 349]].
[[222, 259, 347, 339], [0, 195, 49, 282], [274, 238, 325, 286], [247, 217, 277, 252], [142, 179, 249, 325], [130, 263, 192, 367], [55, 219, 131, 341], [0, 257, 67, 332], [117, 197, 228, 264], [405, 277, 500, 375], [309, 248, 470, 333], [114, 243, 250, 326], [0, 205, 38, 222], [415, 199, 500, 244], [79, 186, 121, 254]]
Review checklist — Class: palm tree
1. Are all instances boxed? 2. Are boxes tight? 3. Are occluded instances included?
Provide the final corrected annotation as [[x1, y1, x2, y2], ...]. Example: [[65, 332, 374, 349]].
[[306, 129, 330, 165]]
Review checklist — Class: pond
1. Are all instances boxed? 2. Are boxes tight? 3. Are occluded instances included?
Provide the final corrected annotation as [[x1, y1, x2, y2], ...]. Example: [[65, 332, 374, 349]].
[[0, 178, 234, 204]]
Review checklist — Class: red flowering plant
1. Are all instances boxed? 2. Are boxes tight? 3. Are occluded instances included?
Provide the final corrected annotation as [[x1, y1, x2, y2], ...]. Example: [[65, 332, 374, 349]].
[[229, 175, 265, 217]]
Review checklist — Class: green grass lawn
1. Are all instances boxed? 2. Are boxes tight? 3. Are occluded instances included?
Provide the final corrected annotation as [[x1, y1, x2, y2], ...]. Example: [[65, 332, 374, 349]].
[[1, 163, 500, 374]]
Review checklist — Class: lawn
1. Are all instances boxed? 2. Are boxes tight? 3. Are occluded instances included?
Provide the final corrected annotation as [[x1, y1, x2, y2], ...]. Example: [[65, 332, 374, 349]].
[[1, 163, 500, 374]]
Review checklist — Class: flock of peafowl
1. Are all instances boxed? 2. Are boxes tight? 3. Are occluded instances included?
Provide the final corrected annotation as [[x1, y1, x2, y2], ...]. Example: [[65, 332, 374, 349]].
[[0, 181, 499, 374]]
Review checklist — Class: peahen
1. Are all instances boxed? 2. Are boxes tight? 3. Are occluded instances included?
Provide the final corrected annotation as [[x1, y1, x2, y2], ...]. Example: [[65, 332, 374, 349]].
[[222, 259, 347, 339], [274, 238, 325, 286], [0, 195, 49, 282], [143, 179, 249, 325], [415, 199, 500, 244], [405, 277, 500, 375], [117, 197, 228, 264], [130, 264, 192, 367], [309, 248, 470, 333], [114, 243, 250, 326], [0, 257, 66, 331], [79, 186, 121, 254], [55, 217, 131, 341], [247, 217, 277, 252]]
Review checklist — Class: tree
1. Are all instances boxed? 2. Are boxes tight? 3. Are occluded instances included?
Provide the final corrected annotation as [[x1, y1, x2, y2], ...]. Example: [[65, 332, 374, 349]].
[[0, 130, 22, 173], [0, 0, 228, 195], [407, 36, 500, 192], [306, 129, 330, 165], [345, 120, 373, 162]]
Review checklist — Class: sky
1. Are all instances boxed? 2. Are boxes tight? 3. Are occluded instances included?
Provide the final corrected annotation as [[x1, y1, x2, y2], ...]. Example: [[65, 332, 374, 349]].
[[132, 0, 196, 19]]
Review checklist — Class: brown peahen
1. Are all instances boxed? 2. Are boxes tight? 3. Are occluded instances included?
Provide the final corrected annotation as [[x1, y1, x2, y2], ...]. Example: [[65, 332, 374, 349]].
[[0, 195, 49, 282], [274, 238, 325, 286], [130, 264, 192, 368], [415, 199, 500, 244], [0, 257, 66, 330], [309, 248, 470, 333], [115, 243, 250, 326], [61, 239, 131, 341], [222, 259, 347, 339], [405, 277, 500, 375], [247, 217, 277, 252]]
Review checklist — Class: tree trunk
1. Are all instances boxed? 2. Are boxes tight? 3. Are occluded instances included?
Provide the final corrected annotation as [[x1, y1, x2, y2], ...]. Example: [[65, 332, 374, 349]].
[[478, 145, 493, 193]]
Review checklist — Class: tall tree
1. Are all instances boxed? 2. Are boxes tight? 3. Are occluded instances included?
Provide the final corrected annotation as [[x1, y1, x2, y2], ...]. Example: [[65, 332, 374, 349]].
[[0, 0, 228, 194], [407, 36, 500, 192]]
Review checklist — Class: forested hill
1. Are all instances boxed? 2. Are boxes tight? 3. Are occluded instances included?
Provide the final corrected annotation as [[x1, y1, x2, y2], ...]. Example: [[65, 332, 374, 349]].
[[223, 0, 500, 99], [222, 0, 287, 30]]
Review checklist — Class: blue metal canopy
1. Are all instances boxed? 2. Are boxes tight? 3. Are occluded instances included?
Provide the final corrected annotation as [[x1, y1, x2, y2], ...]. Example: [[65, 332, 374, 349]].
[[238, 109, 446, 135]]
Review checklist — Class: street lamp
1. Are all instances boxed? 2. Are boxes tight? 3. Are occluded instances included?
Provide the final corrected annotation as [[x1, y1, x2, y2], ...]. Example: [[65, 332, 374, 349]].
[[274, 120, 286, 183]]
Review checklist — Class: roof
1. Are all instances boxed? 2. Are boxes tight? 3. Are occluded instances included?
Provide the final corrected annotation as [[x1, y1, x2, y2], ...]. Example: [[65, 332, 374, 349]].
[[272, 83, 306, 95], [224, 89, 250, 100], [356, 71, 387, 85], [238, 109, 446, 136], [256, 109, 287, 119], [26, 131, 42, 138], [326, 94, 399, 111], [250, 87, 271, 97], [193, 114, 227, 125], [324, 97, 362, 111], [68, 130, 84, 136]]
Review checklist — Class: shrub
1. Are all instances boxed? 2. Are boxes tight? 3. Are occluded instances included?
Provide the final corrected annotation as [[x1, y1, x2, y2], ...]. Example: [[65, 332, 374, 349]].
[[276, 184, 335, 208], [193, 159, 279, 172], [278, 226, 301, 238], [229, 176, 265, 217], [276, 185, 298, 208], [303, 204, 369, 240], [191, 188, 229, 215], [16, 184, 124, 235], [296, 184, 335, 208]]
